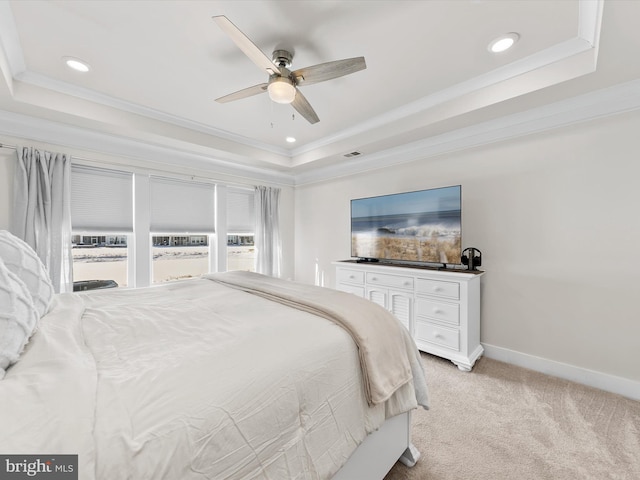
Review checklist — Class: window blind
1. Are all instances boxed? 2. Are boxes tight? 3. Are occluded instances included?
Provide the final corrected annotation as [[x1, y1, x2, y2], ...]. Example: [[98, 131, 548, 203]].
[[149, 176, 215, 233], [227, 187, 255, 234], [71, 165, 133, 232]]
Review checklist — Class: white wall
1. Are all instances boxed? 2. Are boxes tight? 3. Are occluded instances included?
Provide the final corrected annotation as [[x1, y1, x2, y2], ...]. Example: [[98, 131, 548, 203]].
[[294, 110, 640, 384], [0, 136, 295, 280]]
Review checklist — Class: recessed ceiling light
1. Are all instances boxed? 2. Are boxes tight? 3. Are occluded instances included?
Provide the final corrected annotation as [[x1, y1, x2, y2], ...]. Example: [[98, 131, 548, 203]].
[[286, 136, 296, 143], [488, 33, 519, 53], [63, 56, 90, 73]]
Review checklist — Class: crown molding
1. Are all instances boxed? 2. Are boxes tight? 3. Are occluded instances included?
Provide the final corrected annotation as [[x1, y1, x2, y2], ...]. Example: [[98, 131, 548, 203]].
[[293, 78, 640, 185], [0, 0, 23, 95], [1, 77, 637, 189], [1, 0, 603, 169], [291, 0, 603, 161], [579, 0, 604, 47], [0, 1, 290, 159], [292, 38, 596, 161], [13, 70, 292, 159], [0, 0, 612, 186], [0, 109, 295, 186], [1, 76, 637, 189]]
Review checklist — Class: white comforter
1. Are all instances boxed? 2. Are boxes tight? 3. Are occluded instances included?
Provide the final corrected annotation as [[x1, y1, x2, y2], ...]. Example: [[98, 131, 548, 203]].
[[0, 275, 427, 479]]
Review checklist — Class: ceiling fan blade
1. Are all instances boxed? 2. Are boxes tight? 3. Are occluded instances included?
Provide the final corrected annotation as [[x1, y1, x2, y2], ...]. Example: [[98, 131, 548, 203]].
[[215, 83, 268, 103], [212, 15, 278, 75], [292, 57, 366, 86], [291, 89, 320, 124]]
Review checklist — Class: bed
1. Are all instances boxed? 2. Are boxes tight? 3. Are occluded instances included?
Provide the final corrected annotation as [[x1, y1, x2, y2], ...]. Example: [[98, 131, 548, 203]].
[[0, 231, 428, 479]]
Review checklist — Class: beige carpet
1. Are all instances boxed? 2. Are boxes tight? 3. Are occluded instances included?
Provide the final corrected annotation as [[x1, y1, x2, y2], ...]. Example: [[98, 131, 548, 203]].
[[384, 353, 640, 480]]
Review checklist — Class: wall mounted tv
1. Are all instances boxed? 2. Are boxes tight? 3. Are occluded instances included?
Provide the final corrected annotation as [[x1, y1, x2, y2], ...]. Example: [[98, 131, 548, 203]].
[[351, 185, 462, 265]]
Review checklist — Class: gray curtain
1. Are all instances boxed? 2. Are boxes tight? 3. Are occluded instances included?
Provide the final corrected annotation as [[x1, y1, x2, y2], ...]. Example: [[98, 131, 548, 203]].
[[254, 186, 282, 277], [12, 147, 72, 293]]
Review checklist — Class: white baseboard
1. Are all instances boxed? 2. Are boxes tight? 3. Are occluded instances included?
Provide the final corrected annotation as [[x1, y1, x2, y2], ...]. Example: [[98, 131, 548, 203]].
[[482, 343, 640, 401]]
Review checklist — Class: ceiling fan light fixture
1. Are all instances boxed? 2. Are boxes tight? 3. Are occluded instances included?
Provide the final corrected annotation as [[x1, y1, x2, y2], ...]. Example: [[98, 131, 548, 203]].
[[268, 77, 296, 104], [488, 33, 519, 53]]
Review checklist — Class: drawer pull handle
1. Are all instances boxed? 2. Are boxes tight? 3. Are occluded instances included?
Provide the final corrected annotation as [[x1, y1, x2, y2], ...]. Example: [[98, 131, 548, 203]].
[[403, 281, 411, 286], [433, 308, 443, 314], [349, 275, 355, 279], [371, 277, 378, 281], [433, 286, 442, 292], [434, 332, 444, 339]]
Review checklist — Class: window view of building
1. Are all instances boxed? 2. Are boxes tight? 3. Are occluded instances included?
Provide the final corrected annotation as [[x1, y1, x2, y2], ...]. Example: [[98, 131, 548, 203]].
[[152, 235, 210, 284], [227, 186, 255, 272], [153, 235, 208, 246], [227, 234, 255, 272], [71, 234, 128, 288]]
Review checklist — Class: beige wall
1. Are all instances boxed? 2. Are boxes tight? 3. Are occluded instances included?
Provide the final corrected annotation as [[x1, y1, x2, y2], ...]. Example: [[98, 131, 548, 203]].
[[294, 110, 640, 383]]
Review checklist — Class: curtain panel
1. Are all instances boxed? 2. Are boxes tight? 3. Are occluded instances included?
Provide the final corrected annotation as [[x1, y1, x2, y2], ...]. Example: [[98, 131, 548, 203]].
[[254, 186, 282, 278], [12, 147, 72, 293]]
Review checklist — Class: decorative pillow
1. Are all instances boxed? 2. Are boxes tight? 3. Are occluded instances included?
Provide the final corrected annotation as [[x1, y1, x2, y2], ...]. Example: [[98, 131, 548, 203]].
[[0, 257, 39, 379], [0, 230, 54, 317]]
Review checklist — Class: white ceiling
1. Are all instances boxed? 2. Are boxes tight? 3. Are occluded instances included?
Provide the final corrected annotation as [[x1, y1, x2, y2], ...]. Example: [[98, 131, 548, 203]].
[[1, 0, 639, 182]]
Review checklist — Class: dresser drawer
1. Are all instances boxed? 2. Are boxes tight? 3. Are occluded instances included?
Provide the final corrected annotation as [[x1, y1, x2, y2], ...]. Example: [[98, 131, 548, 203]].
[[366, 272, 414, 290], [415, 298, 460, 326], [415, 321, 460, 351], [416, 278, 460, 299], [337, 268, 365, 285]]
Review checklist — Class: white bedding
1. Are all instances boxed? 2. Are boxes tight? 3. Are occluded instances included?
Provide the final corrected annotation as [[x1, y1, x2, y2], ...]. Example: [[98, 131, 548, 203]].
[[0, 274, 427, 479]]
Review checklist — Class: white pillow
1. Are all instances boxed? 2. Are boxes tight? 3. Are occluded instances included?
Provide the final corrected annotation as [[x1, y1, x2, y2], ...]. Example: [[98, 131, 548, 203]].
[[0, 257, 39, 379], [0, 230, 54, 317]]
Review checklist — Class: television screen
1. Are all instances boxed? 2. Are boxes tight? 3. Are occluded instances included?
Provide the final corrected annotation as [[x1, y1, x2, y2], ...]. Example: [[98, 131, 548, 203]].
[[351, 185, 462, 265]]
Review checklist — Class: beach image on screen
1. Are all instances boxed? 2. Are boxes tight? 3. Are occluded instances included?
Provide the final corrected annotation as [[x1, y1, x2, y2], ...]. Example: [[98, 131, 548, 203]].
[[351, 186, 461, 264]]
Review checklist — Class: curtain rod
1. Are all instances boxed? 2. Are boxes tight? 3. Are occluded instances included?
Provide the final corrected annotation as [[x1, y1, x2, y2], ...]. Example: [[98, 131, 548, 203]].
[[0, 143, 93, 164], [0, 143, 84, 161]]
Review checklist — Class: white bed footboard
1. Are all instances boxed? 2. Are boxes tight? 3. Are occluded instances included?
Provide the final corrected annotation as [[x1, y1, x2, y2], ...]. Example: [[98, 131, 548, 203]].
[[332, 411, 419, 480]]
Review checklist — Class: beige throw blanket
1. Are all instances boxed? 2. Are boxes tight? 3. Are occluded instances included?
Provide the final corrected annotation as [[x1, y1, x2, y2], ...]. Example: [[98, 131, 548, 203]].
[[206, 271, 426, 407]]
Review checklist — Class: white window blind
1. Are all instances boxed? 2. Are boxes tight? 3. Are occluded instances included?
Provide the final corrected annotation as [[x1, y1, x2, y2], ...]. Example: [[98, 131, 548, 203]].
[[71, 165, 133, 232], [149, 176, 215, 233], [227, 187, 255, 234]]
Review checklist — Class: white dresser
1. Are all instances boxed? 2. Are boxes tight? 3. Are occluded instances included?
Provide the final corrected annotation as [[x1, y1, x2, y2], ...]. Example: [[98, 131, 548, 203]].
[[333, 261, 484, 371]]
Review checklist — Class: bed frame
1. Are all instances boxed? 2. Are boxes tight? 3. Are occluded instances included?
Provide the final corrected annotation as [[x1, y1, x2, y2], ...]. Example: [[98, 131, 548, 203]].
[[333, 411, 420, 479]]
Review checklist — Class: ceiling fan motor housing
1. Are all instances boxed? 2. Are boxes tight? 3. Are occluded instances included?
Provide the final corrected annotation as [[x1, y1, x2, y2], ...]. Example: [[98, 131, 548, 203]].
[[272, 49, 293, 68]]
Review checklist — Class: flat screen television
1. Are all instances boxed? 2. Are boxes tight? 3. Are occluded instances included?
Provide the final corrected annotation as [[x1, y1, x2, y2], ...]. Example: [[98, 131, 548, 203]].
[[351, 185, 462, 265]]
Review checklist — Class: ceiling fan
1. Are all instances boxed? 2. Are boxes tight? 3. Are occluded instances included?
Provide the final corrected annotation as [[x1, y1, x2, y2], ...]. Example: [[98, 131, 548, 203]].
[[212, 15, 367, 124]]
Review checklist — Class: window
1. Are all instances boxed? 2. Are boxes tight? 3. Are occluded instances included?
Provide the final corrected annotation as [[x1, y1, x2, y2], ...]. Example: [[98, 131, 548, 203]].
[[151, 234, 210, 283], [71, 234, 129, 288], [69, 164, 261, 287], [70, 166, 133, 288], [227, 187, 255, 272], [149, 176, 215, 283]]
